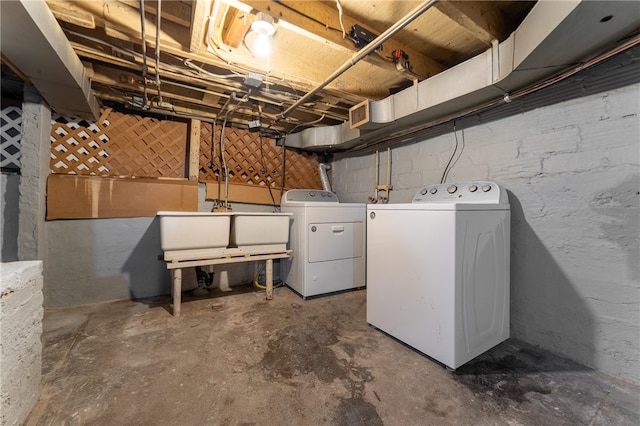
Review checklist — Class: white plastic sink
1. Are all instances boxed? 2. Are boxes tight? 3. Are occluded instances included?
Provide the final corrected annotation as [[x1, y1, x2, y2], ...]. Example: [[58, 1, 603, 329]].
[[157, 211, 232, 261], [230, 212, 292, 252]]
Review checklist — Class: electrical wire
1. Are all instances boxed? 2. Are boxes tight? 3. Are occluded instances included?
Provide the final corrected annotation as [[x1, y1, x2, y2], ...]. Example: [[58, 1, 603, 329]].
[[443, 124, 465, 183], [336, 0, 346, 39], [440, 121, 458, 184]]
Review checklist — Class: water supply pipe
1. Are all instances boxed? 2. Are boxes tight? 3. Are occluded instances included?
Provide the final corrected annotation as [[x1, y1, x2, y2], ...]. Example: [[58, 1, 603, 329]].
[[279, 0, 439, 120], [155, 0, 163, 105], [139, 0, 148, 107]]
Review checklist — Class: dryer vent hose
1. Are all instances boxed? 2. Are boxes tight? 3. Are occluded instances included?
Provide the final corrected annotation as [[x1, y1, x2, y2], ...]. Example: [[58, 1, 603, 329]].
[[319, 163, 332, 192]]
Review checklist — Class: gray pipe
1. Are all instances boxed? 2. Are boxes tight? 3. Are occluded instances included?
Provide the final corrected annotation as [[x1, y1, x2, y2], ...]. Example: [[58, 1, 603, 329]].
[[280, 0, 439, 119], [139, 0, 148, 106], [155, 0, 162, 104]]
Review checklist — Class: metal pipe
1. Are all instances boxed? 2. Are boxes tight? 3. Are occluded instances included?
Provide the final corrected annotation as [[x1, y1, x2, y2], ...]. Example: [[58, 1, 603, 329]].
[[155, 0, 162, 104], [279, 0, 439, 119], [139, 0, 148, 106]]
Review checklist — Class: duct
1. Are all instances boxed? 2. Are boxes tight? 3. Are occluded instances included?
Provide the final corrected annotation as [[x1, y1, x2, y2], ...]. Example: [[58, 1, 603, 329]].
[[284, 0, 640, 152], [279, 0, 440, 120], [285, 122, 360, 149], [318, 163, 332, 192], [0, 0, 99, 120]]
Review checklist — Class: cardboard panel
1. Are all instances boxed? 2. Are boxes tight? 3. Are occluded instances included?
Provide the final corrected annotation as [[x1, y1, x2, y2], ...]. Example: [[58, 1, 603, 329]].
[[47, 175, 198, 219], [205, 182, 284, 206]]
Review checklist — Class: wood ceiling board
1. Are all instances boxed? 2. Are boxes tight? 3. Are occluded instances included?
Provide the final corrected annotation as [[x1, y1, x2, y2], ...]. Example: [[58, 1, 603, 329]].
[[242, 0, 444, 78], [102, 1, 189, 50], [119, 0, 193, 28], [434, 1, 507, 46], [189, 0, 210, 52]]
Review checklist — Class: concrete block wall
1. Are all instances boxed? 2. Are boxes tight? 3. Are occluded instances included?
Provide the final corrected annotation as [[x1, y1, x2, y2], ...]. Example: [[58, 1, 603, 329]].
[[0, 174, 19, 262], [331, 84, 640, 385], [44, 185, 277, 307], [0, 261, 44, 426]]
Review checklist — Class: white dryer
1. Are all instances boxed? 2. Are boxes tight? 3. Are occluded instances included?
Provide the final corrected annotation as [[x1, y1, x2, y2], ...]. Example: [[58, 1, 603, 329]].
[[366, 181, 510, 369], [281, 190, 366, 298]]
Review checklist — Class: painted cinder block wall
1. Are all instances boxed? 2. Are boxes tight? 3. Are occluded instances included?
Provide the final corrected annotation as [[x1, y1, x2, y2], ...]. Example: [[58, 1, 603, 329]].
[[0, 261, 43, 426], [331, 84, 640, 385]]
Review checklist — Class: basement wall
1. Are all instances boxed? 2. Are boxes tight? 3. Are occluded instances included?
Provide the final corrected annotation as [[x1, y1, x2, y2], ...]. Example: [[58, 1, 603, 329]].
[[44, 185, 279, 307], [331, 83, 640, 385], [0, 173, 19, 262]]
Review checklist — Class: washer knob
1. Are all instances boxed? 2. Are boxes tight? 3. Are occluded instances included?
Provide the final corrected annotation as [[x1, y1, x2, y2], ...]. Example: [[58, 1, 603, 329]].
[[481, 184, 492, 192], [430, 187, 437, 194], [447, 185, 458, 194], [420, 188, 428, 195], [309, 192, 316, 197], [469, 184, 478, 192]]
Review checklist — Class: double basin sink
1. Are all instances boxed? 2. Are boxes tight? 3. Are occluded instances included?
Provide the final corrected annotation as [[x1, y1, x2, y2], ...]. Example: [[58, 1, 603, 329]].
[[158, 211, 292, 261]]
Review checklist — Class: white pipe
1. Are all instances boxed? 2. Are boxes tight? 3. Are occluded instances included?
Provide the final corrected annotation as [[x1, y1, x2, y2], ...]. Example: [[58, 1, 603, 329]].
[[374, 149, 379, 200], [318, 163, 332, 192], [386, 146, 391, 186]]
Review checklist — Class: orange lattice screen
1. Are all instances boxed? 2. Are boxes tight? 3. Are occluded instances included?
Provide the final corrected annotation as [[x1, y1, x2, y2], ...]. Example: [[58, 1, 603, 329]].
[[50, 108, 188, 178], [199, 122, 322, 189]]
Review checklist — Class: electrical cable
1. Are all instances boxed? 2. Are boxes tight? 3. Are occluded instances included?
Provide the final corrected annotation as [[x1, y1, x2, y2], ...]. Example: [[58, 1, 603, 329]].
[[336, 0, 346, 39], [440, 121, 458, 184], [443, 124, 465, 183]]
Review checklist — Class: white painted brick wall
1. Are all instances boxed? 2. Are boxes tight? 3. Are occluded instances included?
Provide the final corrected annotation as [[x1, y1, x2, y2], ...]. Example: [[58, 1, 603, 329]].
[[0, 261, 43, 426], [332, 83, 640, 385]]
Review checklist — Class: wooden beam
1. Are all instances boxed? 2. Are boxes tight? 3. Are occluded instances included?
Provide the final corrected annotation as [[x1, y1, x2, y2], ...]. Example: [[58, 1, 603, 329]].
[[435, 1, 507, 46], [188, 119, 201, 180], [45, 0, 97, 29], [189, 0, 210, 52], [221, 7, 253, 48], [241, 0, 445, 79]]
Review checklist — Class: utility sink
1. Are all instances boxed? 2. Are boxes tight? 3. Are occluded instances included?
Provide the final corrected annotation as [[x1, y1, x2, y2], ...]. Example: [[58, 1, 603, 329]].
[[157, 211, 232, 261], [230, 212, 292, 252]]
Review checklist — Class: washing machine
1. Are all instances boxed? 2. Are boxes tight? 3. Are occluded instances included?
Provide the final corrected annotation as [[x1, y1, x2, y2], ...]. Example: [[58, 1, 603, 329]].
[[281, 189, 366, 298], [366, 181, 510, 369]]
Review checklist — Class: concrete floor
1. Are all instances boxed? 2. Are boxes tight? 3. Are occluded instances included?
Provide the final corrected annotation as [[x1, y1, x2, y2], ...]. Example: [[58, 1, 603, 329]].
[[27, 285, 639, 426]]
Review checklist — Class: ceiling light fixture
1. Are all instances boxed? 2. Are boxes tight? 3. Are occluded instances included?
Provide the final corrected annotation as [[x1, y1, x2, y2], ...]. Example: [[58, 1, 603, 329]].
[[247, 12, 276, 57]]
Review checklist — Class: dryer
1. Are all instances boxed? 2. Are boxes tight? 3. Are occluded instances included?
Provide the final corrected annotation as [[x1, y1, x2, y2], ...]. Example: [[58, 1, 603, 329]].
[[367, 181, 510, 369], [281, 190, 366, 298]]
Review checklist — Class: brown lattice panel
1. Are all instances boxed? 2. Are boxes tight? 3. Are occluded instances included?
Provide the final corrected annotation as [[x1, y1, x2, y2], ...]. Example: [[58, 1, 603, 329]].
[[199, 122, 322, 189], [50, 109, 188, 178]]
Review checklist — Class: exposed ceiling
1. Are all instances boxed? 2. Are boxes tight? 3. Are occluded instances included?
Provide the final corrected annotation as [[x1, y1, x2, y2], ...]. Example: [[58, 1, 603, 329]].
[[2, 0, 534, 131], [1, 0, 638, 145]]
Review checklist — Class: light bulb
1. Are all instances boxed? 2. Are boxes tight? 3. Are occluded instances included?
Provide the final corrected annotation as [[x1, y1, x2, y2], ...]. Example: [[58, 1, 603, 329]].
[[253, 33, 271, 57]]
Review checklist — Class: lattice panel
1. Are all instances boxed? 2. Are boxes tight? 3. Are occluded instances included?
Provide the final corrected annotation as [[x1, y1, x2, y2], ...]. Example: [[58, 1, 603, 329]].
[[50, 109, 187, 178], [1, 106, 22, 171], [199, 122, 322, 189]]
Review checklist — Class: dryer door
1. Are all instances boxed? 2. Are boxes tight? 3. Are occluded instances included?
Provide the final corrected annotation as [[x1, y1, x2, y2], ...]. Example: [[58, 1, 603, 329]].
[[307, 221, 364, 262]]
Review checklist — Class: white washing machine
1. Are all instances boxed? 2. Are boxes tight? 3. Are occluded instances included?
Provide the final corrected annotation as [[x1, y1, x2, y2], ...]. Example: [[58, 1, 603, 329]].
[[366, 181, 510, 369], [281, 189, 366, 298]]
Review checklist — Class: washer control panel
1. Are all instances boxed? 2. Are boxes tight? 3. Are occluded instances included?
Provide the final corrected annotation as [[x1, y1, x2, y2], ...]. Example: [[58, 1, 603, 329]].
[[281, 189, 339, 204], [412, 181, 507, 204]]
